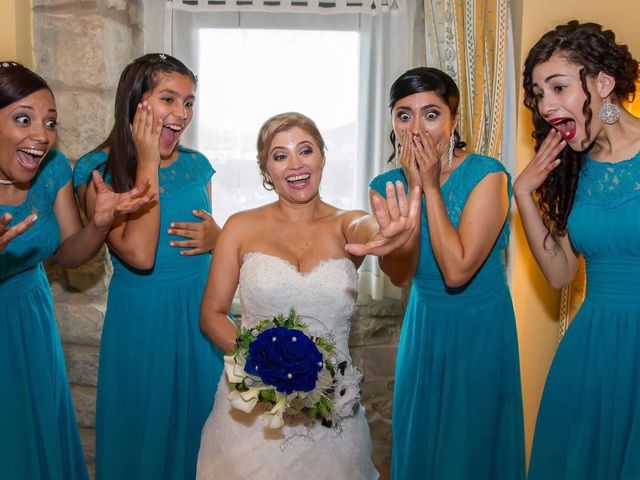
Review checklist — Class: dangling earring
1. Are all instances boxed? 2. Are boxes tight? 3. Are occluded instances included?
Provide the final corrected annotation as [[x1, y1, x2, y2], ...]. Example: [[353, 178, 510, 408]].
[[448, 131, 456, 169], [598, 99, 621, 125]]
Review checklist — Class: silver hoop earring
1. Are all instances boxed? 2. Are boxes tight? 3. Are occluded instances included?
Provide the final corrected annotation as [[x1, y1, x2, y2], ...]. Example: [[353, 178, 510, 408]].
[[598, 100, 621, 125]]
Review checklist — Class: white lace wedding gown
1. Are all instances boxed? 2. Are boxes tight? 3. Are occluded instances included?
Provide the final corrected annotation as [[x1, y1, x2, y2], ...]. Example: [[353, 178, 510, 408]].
[[196, 252, 378, 480]]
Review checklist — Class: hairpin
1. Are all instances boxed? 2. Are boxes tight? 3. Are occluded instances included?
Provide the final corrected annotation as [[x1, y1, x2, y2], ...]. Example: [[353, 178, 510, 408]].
[[159, 54, 167, 61], [1, 62, 18, 68]]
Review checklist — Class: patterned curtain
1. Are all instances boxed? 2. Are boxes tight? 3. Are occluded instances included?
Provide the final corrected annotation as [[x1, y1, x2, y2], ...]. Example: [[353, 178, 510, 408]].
[[422, 0, 509, 158]]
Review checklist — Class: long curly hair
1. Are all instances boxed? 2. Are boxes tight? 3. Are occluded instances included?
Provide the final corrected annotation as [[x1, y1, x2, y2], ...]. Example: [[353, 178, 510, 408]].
[[387, 67, 466, 163], [523, 21, 638, 240]]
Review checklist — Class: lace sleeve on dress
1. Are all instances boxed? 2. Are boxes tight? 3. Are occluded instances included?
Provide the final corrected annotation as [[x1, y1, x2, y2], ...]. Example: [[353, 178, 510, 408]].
[[368, 168, 407, 198], [42, 149, 72, 193], [576, 154, 640, 209], [73, 151, 108, 189], [179, 148, 215, 185]]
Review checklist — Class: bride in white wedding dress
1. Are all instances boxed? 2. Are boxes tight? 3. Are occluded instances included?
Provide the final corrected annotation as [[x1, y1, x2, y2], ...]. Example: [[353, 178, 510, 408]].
[[196, 112, 419, 479]]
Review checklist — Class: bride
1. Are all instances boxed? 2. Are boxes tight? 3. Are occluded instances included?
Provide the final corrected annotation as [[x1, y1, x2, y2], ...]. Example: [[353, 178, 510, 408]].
[[196, 112, 419, 479]]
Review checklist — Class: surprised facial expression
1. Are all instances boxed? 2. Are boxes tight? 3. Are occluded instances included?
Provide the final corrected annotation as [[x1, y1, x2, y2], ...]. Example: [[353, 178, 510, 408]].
[[141, 72, 196, 159], [0, 88, 57, 184], [531, 54, 603, 151], [392, 91, 456, 154]]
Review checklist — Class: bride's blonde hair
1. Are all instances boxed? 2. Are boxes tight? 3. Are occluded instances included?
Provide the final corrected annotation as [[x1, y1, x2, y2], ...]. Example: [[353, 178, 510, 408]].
[[256, 112, 326, 190]]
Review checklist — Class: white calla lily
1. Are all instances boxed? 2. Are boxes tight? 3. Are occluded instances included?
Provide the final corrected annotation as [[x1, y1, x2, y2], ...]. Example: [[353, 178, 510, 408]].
[[262, 394, 288, 429], [224, 355, 248, 383], [228, 388, 260, 413], [262, 410, 284, 429]]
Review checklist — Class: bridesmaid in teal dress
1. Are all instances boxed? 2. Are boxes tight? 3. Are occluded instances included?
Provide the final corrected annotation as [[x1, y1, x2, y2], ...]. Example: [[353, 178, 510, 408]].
[[370, 67, 525, 479], [73, 54, 223, 480], [74, 54, 222, 480], [516, 21, 640, 479], [0, 63, 152, 479]]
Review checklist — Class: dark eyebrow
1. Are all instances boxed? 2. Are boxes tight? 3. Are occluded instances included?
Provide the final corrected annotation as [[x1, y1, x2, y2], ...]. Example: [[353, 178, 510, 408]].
[[396, 104, 441, 111], [158, 89, 195, 100], [12, 105, 57, 114], [532, 73, 569, 88]]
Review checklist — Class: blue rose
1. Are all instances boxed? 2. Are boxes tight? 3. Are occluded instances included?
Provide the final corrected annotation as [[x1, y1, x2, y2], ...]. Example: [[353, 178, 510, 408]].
[[244, 327, 324, 394]]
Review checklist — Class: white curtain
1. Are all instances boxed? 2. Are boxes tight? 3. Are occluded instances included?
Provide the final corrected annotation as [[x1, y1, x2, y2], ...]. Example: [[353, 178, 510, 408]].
[[356, 9, 415, 301], [143, 0, 416, 301]]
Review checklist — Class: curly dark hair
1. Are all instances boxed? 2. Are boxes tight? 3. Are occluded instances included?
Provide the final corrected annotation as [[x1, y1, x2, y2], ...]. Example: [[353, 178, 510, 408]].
[[387, 67, 466, 163], [523, 21, 638, 240]]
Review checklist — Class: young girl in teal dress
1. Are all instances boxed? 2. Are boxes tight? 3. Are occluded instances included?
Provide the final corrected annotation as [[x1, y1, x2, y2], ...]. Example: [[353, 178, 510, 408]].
[[370, 67, 525, 479], [73, 54, 224, 479], [516, 21, 640, 479], [0, 62, 152, 480]]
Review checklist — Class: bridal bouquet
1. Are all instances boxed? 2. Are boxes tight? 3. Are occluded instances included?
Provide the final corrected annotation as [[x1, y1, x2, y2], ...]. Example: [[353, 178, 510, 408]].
[[224, 307, 361, 429]]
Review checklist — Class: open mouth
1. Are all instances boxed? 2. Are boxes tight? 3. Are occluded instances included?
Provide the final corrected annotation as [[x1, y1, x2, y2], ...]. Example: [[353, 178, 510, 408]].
[[550, 117, 576, 142], [160, 123, 183, 147], [286, 173, 311, 190], [16, 147, 46, 171]]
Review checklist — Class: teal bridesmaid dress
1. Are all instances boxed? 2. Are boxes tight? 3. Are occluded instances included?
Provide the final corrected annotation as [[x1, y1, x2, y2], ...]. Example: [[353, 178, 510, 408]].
[[370, 154, 525, 480], [73, 147, 223, 480], [0, 149, 88, 479], [528, 153, 640, 480]]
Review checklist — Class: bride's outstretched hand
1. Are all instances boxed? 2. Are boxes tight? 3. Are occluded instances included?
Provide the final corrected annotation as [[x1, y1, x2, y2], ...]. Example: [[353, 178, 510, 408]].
[[345, 181, 421, 257]]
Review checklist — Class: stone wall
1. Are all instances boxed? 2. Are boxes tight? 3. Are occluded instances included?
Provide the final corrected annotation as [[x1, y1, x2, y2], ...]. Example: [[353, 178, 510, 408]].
[[32, 2, 404, 478], [33, 1, 143, 477]]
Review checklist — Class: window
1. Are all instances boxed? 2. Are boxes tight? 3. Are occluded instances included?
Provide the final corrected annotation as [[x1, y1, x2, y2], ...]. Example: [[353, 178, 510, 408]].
[[143, 1, 415, 299], [196, 27, 360, 224]]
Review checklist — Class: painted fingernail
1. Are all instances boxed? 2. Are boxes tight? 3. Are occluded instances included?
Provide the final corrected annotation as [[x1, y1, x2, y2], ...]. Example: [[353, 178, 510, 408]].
[[32, 215, 38, 222], [170, 223, 175, 227], [170, 241, 175, 246], [168, 229, 173, 234]]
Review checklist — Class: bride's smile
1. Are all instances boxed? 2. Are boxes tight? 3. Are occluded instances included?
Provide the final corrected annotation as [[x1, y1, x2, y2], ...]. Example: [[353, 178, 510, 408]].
[[265, 126, 324, 201]]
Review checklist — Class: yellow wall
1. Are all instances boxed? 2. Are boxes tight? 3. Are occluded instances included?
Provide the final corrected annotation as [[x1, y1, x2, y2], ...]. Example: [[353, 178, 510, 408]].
[[0, 0, 32, 66], [511, 0, 640, 466]]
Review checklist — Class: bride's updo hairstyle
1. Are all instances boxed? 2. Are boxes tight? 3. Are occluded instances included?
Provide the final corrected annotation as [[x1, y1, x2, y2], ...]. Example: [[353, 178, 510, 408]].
[[523, 20, 638, 240], [256, 112, 326, 190]]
